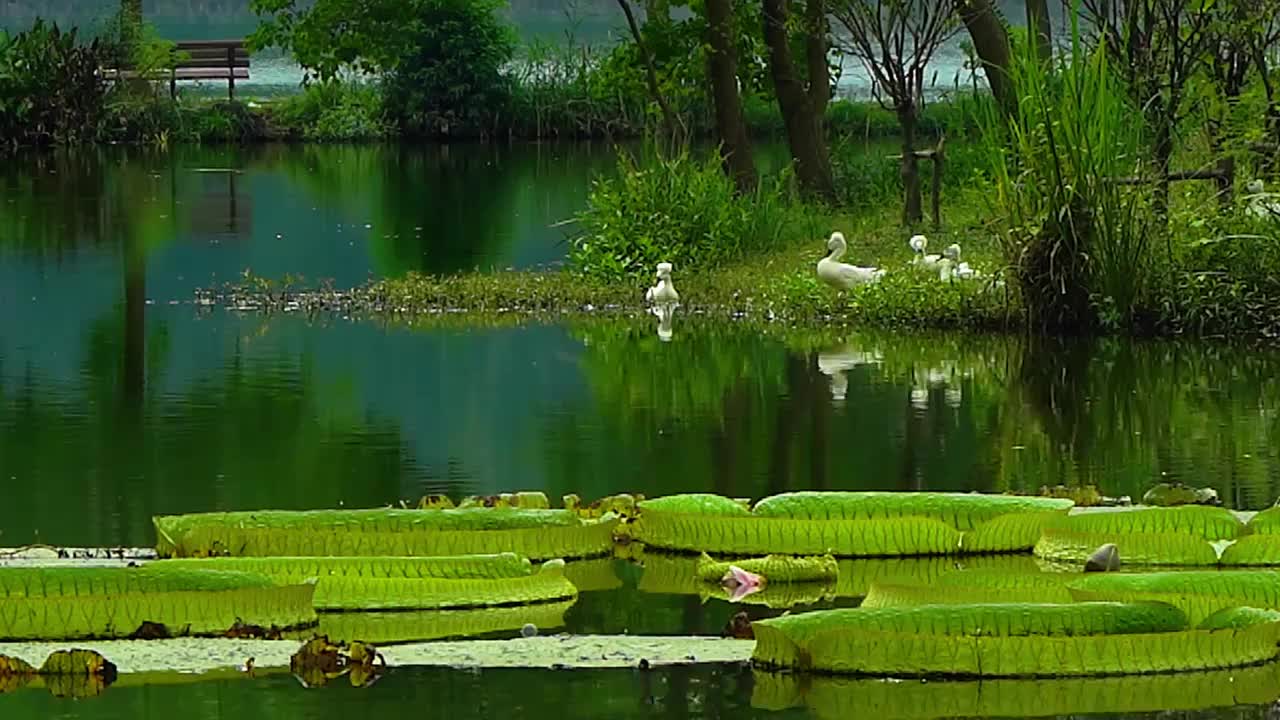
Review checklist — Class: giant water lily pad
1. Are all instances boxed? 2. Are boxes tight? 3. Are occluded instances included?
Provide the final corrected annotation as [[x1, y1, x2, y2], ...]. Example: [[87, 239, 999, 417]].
[[153, 508, 619, 561], [155, 556, 577, 611], [751, 602, 1280, 676], [1066, 571, 1280, 624], [862, 569, 1077, 608], [287, 600, 576, 645], [1034, 507, 1242, 565], [1221, 534, 1280, 565], [632, 492, 1072, 556], [0, 567, 317, 641]]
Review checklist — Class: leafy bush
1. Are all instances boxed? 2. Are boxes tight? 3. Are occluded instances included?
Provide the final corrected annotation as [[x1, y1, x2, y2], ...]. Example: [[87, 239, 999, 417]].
[[571, 148, 796, 280], [250, 0, 516, 135], [1158, 208, 1280, 336], [0, 21, 108, 150], [272, 81, 389, 140]]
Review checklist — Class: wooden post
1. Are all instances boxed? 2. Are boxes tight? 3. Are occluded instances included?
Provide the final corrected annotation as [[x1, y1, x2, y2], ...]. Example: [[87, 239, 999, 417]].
[[170, 67, 177, 99], [931, 138, 945, 229], [227, 45, 235, 100]]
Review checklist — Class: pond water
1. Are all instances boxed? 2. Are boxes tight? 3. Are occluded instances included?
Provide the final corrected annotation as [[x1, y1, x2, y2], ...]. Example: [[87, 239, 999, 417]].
[[2, 143, 1280, 717]]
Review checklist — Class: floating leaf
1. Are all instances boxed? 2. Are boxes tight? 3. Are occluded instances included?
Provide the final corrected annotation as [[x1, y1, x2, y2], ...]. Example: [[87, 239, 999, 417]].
[[863, 570, 1077, 608], [1046, 507, 1242, 540], [1035, 527, 1220, 566], [754, 602, 1280, 676], [156, 555, 576, 610], [0, 567, 316, 641], [293, 600, 575, 645], [1067, 571, 1280, 624], [154, 508, 618, 560], [694, 553, 838, 584], [1221, 535, 1280, 565], [752, 492, 1072, 530]]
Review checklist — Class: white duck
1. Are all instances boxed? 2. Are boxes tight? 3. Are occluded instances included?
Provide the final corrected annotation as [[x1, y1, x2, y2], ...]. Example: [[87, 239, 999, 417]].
[[817, 232, 885, 289], [908, 234, 944, 269], [1246, 179, 1280, 220], [941, 243, 978, 281], [645, 262, 679, 304]]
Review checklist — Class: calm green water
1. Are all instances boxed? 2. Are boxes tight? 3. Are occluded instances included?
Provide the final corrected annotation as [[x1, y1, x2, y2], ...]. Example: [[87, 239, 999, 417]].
[[2, 144, 1279, 550], [2, 142, 1280, 717]]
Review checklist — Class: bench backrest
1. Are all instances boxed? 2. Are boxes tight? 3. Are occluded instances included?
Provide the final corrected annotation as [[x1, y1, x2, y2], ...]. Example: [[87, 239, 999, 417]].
[[174, 40, 250, 69]]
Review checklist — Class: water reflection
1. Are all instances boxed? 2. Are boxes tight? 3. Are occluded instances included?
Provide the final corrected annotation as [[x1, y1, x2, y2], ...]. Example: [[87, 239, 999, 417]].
[[2, 657, 1279, 720], [651, 304, 676, 342], [816, 345, 882, 402], [0, 143, 616, 290], [2, 312, 1278, 546]]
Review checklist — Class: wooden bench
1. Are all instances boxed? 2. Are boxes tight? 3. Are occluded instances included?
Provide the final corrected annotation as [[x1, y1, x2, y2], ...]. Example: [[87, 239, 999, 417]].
[[105, 40, 250, 100]]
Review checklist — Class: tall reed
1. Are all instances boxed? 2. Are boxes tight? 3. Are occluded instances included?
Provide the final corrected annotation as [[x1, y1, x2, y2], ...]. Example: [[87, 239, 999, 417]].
[[976, 7, 1153, 331]]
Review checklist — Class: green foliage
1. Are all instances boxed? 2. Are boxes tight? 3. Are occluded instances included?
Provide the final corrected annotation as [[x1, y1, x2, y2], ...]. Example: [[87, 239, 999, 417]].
[[571, 148, 797, 280], [249, 0, 516, 135], [977, 21, 1153, 331], [96, 8, 185, 80], [1159, 202, 1280, 336], [0, 20, 108, 150], [272, 81, 390, 141]]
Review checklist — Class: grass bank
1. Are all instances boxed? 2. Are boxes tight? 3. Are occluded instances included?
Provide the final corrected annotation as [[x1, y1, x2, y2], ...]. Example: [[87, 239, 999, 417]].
[[207, 196, 1019, 333], [208, 175, 1280, 341], [96, 91, 978, 145]]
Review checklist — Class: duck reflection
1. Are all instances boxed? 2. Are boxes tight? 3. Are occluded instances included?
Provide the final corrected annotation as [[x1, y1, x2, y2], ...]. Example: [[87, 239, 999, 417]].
[[817, 345, 883, 402], [652, 303, 677, 342]]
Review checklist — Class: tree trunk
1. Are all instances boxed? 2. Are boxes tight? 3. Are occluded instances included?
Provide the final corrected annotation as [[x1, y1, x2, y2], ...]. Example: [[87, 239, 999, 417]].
[[614, 0, 682, 147], [803, 0, 831, 120], [706, 0, 758, 193], [953, 0, 1016, 118], [762, 0, 836, 200], [899, 105, 923, 224], [1025, 0, 1052, 64]]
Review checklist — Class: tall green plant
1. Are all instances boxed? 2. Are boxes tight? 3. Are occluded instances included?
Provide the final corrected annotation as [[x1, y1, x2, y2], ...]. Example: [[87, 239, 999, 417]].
[[0, 21, 108, 150], [977, 11, 1153, 331], [571, 148, 795, 280]]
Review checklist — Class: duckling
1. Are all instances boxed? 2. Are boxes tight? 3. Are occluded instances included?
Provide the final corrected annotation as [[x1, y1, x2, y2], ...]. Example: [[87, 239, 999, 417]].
[[909, 234, 944, 269]]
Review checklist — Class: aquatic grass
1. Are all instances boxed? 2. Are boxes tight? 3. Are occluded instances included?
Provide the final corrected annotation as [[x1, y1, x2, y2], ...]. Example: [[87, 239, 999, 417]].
[[976, 9, 1154, 331], [570, 146, 801, 280], [268, 80, 391, 141]]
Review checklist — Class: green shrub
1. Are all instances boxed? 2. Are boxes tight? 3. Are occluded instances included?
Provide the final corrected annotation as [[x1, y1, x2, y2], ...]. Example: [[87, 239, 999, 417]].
[[572, 149, 796, 280], [250, 0, 516, 136], [0, 21, 108, 150], [273, 81, 389, 140]]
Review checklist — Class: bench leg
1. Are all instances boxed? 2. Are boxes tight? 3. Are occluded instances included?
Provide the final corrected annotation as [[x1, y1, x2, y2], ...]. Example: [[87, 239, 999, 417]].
[[229, 75, 235, 101]]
